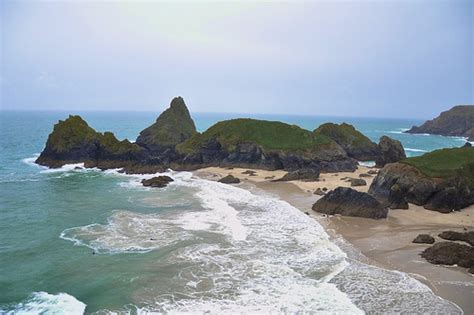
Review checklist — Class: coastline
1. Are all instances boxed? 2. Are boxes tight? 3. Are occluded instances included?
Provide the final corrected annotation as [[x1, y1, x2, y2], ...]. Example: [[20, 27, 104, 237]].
[[194, 166, 474, 314]]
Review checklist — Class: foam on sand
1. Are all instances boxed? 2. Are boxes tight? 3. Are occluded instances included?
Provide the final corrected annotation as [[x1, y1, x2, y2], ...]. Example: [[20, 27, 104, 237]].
[[2, 292, 86, 315]]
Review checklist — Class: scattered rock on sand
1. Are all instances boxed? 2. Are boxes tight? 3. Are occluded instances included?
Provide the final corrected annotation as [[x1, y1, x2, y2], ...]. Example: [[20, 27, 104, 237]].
[[274, 169, 320, 182], [367, 169, 378, 175], [264, 176, 275, 180], [141, 176, 174, 188], [421, 242, 474, 270], [312, 187, 388, 219], [438, 231, 474, 246], [322, 187, 328, 192], [359, 173, 372, 177], [242, 170, 257, 176], [348, 178, 367, 187], [218, 175, 241, 184], [413, 234, 435, 244]]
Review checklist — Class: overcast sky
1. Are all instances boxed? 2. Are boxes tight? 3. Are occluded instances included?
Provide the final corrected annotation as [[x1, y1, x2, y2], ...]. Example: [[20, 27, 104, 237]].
[[1, 0, 472, 118]]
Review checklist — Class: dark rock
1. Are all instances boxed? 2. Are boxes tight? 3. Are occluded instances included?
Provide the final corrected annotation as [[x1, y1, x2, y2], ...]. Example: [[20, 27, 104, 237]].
[[274, 169, 320, 182], [141, 176, 174, 188], [462, 142, 472, 148], [359, 173, 372, 177], [367, 170, 378, 175], [314, 122, 380, 161], [421, 242, 474, 270], [413, 234, 435, 244], [264, 176, 275, 180], [348, 178, 367, 187], [405, 105, 474, 140], [438, 231, 474, 246], [242, 170, 257, 176], [312, 187, 388, 219], [314, 188, 326, 196], [136, 97, 197, 156], [375, 136, 406, 167], [322, 187, 328, 191], [386, 184, 409, 209], [218, 175, 240, 184], [369, 163, 437, 206]]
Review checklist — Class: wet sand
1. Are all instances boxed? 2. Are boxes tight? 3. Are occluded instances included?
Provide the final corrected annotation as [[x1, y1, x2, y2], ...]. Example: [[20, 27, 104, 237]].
[[194, 166, 474, 313]]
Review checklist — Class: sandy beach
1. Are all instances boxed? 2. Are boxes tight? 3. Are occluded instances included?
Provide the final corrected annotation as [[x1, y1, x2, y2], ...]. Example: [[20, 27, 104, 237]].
[[195, 166, 474, 313]]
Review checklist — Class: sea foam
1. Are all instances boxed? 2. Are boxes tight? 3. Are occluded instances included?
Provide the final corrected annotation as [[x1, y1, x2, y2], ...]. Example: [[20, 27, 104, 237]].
[[2, 292, 86, 315]]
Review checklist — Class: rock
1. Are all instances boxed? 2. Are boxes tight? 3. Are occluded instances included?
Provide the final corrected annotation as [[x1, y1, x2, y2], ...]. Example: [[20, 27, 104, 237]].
[[141, 176, 174, 188], [462, 142, 472, 148], [359, 173, 372, 177], [36, 115, 149, 168], [367, 170, 378, 175], [413, 234, 435, 244], [242, 170, 257, 176], [348, 178, 367, 187], [438, 231, 474, 246], [136, 97, 197, 156], [375, 136, 406, 167], [322, 187, 328, 191], [176, 118, 358, 172], [386, 184, 409, 209], [274, 169, 320, 182], [314, 122, 380, 161], [424, 176, 474, 213], [405, 105, 474, 140], [314, 188, 326, 196], [264, 176, 275, 180], [218, 175, 240, 184], [421, 242, 474, 270], [312, 187, 388, 219]]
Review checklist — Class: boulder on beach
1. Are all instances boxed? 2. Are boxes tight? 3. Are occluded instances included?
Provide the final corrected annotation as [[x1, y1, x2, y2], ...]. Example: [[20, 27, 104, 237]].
[[413, 234, 435, 244], [141, 176, 174, 188], [438, 231, 474, 246], [420, 242, 474, 270], [274, 169, 320, 182], [348, 178, 367, 187], [375, 136, 406, 168], [218, 175, 241, 184], [312, 187, 388, 219], [314, 188, 326, 196]]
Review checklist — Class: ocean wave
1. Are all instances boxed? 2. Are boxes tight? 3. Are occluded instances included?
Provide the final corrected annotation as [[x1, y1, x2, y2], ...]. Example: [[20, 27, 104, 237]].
[[358, 161, 375, 167], [405, 147, 428, 153], [1, 292, 86, 315]]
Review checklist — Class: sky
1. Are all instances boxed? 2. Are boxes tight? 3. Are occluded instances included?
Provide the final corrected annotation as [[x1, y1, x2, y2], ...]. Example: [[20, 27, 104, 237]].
[[0, 0, 472, 118]]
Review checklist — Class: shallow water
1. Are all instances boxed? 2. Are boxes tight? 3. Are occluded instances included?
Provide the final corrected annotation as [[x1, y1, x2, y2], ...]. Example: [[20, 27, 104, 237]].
[[0, 111, 467, 314]]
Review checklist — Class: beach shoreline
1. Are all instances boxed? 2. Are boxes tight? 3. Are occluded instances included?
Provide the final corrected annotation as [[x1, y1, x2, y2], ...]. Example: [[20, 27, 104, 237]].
[[194, 166, 474, 314]]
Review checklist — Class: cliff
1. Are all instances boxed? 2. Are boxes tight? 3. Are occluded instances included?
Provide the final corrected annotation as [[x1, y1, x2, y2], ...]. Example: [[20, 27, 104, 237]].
[[406, 105, 474, 141]]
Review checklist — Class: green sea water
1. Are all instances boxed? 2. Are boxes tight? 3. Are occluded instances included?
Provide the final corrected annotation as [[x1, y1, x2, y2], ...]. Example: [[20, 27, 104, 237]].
[[0, 111, 469, 314]]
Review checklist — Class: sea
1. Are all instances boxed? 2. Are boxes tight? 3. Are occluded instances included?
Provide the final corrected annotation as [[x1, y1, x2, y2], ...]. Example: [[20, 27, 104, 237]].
[[0, 110, 470, 314]]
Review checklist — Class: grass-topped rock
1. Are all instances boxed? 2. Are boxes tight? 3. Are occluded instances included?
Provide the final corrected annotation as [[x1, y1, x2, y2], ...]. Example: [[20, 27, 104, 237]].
[[314, 123, 380, 161], [177, 118, 357, 172], [36, 115, 148, 168], [369, 147, 474, 212], [136, 96, 197, 156]]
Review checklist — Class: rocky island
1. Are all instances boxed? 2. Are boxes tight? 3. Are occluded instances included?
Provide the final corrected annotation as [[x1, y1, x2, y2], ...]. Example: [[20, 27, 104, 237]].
[[406, 105, 474, 141]]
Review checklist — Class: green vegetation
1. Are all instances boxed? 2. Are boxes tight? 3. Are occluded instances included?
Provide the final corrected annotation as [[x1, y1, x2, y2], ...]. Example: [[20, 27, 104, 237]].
[[47, 115, 98, 152], [177, 118, 337, 154], [314, 122, 376, 148], [98, 132, 142, 155], [137, 97, 197, 149], [402, 147, 474, 185]]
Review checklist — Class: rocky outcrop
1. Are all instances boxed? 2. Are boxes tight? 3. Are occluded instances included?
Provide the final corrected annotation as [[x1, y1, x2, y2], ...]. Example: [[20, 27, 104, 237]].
[[314, 123, 380, 161], [136, 97, 197, 159], [177, 119, 358, 172], [375, 136, 406, 167], [218, 175, 240, 184], [312, 187, 388, 219], [36, 115, 149, 168], [421, 242, 474, 271], [141, 176, 174, 188], [438, 231, 474, 246], [274, 169, 320, 182], [413, 234, 435, 244], [369, 147, 474, 212], [406, 105, 474, 141]]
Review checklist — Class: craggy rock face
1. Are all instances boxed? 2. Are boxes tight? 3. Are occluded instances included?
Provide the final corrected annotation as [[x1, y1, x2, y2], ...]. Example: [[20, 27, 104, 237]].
[[36, 115, 149, 168], [312, 187, 388, 219], [369, 162, 474, 213], [375, 136, 406, 168], [314, 122, 380, 161], [136, 97, 197, 155]]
